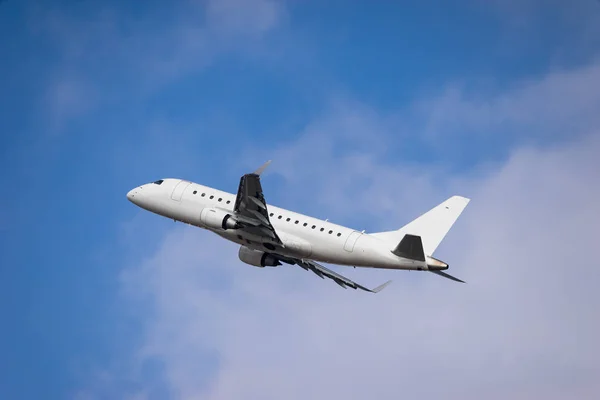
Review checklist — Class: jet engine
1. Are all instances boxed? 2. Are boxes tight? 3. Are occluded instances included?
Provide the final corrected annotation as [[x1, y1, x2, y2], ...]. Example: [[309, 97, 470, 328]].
[[238, 246, 281, 267], [200, 207, 239, 230]]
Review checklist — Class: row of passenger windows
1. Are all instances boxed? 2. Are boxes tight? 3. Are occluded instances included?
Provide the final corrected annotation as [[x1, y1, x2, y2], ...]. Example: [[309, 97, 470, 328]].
[[269, 212, 342, 237], [191, 189, 342, 238], [192, 190, 232, 204]]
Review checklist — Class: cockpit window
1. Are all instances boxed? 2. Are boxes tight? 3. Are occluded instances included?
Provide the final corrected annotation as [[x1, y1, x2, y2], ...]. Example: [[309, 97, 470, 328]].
[[153, 180, 164, 185]]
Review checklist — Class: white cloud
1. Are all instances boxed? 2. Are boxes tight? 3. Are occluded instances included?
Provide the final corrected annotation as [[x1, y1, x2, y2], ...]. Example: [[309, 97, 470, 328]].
[[117, 132, 600, 400], [44, 77, 96, 134], [478, 0, 600, 60], [413, 60, 600, 143], [205, 0, 284, 38], [33, 0, 287, 132], [231, 60, 600, 226], [111, 59, 600, 399]]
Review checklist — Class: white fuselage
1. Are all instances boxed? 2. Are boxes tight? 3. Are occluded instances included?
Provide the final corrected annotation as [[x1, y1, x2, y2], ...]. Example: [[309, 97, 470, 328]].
[[127, 178, 425, 270]]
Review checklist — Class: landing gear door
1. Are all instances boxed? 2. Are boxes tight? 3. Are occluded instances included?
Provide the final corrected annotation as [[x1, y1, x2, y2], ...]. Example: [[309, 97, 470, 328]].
[[344, 231, 361, 252], [171, 180, 191, 201]]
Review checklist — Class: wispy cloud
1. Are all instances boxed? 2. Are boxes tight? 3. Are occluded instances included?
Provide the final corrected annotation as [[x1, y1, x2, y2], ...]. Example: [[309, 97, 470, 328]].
[[109, 56, 600, 399], [32, 0, 286, 134], [205, 0, 284, 38], [115, 132, 600, 400], [44, 76, 97, 134], [7, 2, 600, 399], [234, 59, 600, 226], [413, 61, 600, 143]]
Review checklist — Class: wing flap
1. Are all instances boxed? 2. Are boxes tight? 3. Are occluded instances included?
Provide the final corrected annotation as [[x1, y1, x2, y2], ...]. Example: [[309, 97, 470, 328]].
[[295, 259, 392, 293], [235, 215, 262, 226], [248, 209, 269, 225], [248, 196, 267, 210]]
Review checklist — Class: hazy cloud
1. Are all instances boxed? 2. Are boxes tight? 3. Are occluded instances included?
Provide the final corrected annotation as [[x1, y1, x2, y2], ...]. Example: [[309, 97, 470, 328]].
[[116, 131, 600, 400], [112, 57, 600, 399], [44, 76, 97, 134], [206, 0, 284, 38], [414, 60, 600, 143], [32, 0, 287, 132]]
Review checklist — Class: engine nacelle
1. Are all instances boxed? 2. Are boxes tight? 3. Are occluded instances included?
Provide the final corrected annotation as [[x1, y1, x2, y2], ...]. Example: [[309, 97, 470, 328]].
[[200, 207, 239, 230], [238, 246, 281, 268]]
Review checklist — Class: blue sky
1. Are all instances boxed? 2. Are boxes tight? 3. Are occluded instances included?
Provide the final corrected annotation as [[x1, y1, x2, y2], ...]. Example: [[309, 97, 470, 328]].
[[2, 1, 600, 399]]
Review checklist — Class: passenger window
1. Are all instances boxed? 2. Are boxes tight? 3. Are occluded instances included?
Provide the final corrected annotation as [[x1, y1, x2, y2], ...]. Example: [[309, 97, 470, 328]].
[[328, 230, 333, 234], [337, 233, 341, 237], [278, 216, 282, 219], [312, 225, 316, 229], [320, 228, 324, 232], [286, 218, 291, 222], [226, 200, 231, 204], [210, 195, 214, 199], [295, 220, 299, 224], [303, 223, 307, 227], [218, 198, 222, 202], [201, 193, 205, 197], [193, 190, 197, 194], [270, 213, 274, 217]]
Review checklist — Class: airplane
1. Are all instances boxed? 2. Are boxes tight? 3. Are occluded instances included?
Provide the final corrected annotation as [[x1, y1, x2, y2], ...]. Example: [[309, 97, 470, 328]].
[[126, 161, 470, 293]]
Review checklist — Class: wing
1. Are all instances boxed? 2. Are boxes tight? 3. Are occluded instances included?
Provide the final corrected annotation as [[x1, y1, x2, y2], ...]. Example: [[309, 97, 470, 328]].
[[233, 162, 391, 293], [294, 259, 392, 293], [233, 161, 282, 244]]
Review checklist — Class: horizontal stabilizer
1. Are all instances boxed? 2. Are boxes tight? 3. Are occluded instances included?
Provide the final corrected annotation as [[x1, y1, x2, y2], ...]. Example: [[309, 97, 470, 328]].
[[430, 270, 465, 283], [392, 234, 426, 261]]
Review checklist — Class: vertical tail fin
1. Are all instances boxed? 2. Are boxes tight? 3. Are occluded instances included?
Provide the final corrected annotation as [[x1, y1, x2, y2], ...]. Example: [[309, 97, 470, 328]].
[[371, 196, 470, 256]]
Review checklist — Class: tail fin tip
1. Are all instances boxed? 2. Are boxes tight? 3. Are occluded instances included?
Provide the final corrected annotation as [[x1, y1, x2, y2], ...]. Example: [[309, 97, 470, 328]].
[[371, 195, 470, 256]]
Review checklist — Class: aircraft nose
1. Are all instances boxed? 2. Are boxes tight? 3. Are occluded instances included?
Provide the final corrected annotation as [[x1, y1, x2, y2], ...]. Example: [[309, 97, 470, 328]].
[[127, 188, 137, 202]]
